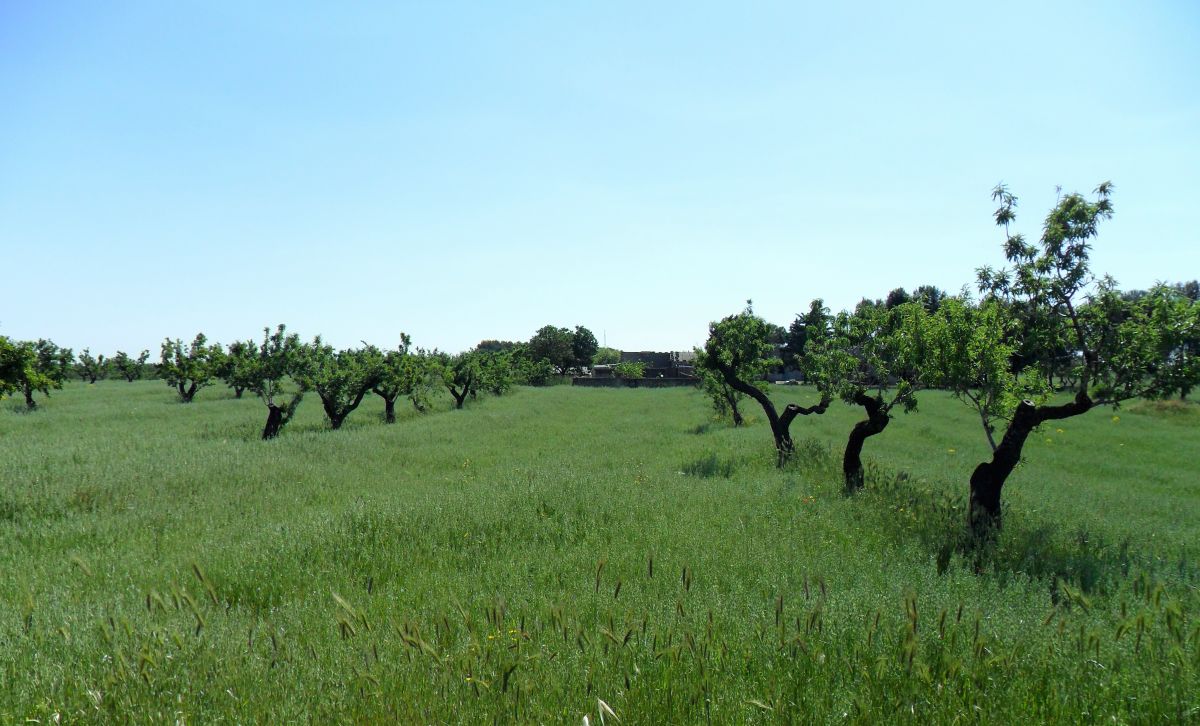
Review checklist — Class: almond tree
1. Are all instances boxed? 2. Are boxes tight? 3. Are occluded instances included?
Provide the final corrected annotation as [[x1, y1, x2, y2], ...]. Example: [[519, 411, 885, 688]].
[[805, 302, 925, 493], [366, 334, 437, 423], [295, 339, 379, 429], [931, 182, 1199, 537], [700, 303, 830, 465], [247, 325, 306, 439], [76, 348, 109, 383], [160, 334, 223, 402], [2, 339, 73, 409], [113, 350, 150, 382], [440, 352, 479, 409], [219, 339, 259, 398]]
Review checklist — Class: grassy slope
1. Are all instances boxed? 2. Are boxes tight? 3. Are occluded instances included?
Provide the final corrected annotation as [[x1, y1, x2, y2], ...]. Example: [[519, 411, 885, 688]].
[[0, 381, 1197, 723]]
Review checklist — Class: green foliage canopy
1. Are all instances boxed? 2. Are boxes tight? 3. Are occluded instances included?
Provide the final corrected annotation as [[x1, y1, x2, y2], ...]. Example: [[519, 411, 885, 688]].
[[160, 334, 223, 403]]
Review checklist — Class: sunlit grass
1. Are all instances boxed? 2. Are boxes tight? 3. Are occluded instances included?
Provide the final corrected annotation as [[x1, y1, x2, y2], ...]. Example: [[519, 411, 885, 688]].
[[0, 381, 1197, 722]]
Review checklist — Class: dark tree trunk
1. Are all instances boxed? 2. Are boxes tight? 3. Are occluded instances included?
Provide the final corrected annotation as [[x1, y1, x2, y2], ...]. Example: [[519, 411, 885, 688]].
[[450, 386, 468, 409], [372, 387, 400, 423], [23, 386, 36, 410], [320, 388, 369, 430], [262, 404, 284, 439], [843, 392, 890, 493], [712, 361, 829, 465], [178, 381, 198, 403], [234, 387, 245, 399], [969, 391, 1092, 539]]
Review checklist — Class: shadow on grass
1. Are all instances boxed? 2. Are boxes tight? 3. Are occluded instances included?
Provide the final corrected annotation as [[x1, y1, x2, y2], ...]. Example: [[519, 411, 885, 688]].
[[785, 437, 1200, 595], [680, 452, 736, 478]]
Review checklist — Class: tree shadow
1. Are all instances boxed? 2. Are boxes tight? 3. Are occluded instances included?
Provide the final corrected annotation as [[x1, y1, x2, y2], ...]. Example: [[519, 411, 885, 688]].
[[785, 437, 1199, 594]]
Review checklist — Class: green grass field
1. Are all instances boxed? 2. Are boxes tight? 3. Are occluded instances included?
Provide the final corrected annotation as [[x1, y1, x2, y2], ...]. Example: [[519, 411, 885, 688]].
[[2, 381, 1197, 723]]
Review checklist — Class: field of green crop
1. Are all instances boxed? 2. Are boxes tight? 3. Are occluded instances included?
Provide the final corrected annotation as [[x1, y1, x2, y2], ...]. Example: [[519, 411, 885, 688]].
[[1, 381, 1197, 723]]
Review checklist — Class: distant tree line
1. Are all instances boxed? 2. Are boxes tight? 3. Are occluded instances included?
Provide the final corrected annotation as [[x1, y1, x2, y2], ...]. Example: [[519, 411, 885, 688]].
[[1, 321, 607, 441]]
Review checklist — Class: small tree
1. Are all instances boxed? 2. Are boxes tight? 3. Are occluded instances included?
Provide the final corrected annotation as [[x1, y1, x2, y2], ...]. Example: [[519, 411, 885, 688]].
[[701, 303, 830, 464], [510, 345, 557, 386], [368, 334, 437, 423], [477, 349, 518, 395], [76, 348, 109, 384], [934, 182, 1198, 537], [112, 350, 150, 382], [160, 334, 223, 403], [3, 339, 73, 409], [1154, 287, 1200, 400], [805, 302, 925, 493], [246, 325, 306, 439], [440, 352, 479, 409], [295, 340, 379, 430], [592, 347, 622, 365], [613, 360, 646, 379]]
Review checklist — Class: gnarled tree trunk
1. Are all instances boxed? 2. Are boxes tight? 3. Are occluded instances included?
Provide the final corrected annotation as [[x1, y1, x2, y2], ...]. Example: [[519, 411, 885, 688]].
[[177, 381, 198, 403], [843, 392, 890, 493], [23, 385, 36, 410], [262, 404, 284, 439], [321, 389, 369, 430], [448, 375, 472, 409], [969, 391, 1091, 539], [712, 361, 829, 465]]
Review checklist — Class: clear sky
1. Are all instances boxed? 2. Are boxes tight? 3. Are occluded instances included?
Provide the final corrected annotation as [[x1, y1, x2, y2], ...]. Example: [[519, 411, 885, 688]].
[[2, 1, 1197, 354]]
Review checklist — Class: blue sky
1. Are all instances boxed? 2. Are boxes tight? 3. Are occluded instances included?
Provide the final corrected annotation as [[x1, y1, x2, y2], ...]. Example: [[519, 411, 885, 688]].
[[2, 1, 1197, 354]]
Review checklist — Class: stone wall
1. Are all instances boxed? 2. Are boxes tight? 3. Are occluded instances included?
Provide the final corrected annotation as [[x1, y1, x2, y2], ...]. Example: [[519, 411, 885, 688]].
[[571, 377, 699, 388]]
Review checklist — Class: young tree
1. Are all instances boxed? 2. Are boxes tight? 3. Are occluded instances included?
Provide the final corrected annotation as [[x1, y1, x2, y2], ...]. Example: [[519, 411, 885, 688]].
[[935, 182, 1198, 537], [295, 340, 379, 430], [509, 345, 557, 386], [806, 303, 925, 493], [219, 339, 259, 398], [476, 348, 517, 395], [440, 352, 479, 409], [592, 346, 622, 365], [701, 304, 830, 464], [160, 334, 223, 402], [247, 325, 306, 439], [367, 334, 437, 423], [112, 350, 151, 382], [1152, 287, 1200, 400], [75, 348, 109, 383], [2, 339, 73, 409]]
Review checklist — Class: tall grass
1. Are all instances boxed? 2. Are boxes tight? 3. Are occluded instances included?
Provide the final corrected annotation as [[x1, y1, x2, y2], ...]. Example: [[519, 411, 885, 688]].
[[0, 381, 1196, 722]]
